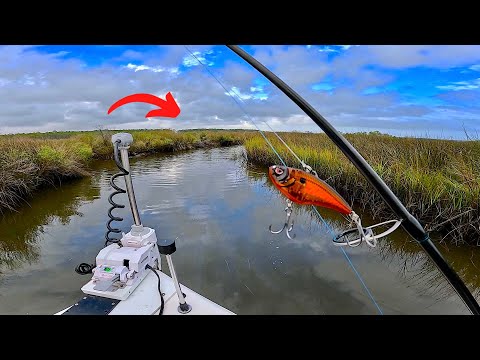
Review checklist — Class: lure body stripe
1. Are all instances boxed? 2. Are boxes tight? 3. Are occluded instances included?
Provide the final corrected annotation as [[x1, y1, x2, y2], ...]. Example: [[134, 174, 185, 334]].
[[268, 166, 352, 215]]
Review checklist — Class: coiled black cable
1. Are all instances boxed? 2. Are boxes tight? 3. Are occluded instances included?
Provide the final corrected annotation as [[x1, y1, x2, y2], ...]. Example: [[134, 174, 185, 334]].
[[105, 139, 129, 247], [76, 139, 128, 274], [75, 262, 95, 275]]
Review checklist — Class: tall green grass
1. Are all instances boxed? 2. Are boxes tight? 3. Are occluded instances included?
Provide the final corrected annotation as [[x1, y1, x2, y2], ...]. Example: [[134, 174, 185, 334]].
[[2, 128, 478, 246], [244, 132, 480, 246], [0, 129, 251, 213]]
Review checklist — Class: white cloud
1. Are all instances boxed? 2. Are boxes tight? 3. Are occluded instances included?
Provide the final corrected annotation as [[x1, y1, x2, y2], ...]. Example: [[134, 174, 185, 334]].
[[126, 64, 155, 72], [225, 86, 252, 101], [437, 78, 480, 91], [50, 50, 70, 57], [253, 94, 268, 101], [182, 50, 214, 67], [334, 45, 480, 70], [248, 86, 268, 100], [253, 46, 330, 89], [318, 46, 338, 53], [469, 64, 480, 71], [339, 45, 360, 51], [125, 63, 179, 75], [21, 75, 36, 86], [224, 86, 268, 102]]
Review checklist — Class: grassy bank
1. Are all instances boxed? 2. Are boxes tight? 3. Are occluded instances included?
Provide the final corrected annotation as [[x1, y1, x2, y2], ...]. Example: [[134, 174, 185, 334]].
[[244, 132, 480, 246], [0, 129, 250, 213], [2, 128, 479, 246]]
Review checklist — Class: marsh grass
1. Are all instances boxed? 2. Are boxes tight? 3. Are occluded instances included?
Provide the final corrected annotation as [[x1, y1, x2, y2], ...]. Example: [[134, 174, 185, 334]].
[[244, 132, 480, 246], [2, 128, 478, 246], [0, 129, 250, 213]]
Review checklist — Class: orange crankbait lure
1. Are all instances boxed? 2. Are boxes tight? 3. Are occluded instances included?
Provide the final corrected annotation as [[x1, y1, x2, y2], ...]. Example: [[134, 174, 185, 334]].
[[267, 165, 402, 247], [268, 165, 352, 215]]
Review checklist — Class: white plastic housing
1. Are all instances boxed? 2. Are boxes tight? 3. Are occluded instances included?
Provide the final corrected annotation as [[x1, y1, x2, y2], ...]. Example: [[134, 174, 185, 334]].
[[81, 226, 161, 300], [111, 133, 133, 147], [121, 225, 157, 248]]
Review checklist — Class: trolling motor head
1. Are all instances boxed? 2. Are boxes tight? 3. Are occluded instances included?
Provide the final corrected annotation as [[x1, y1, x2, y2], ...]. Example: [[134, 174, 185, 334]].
[[111, 132, 134, 148]]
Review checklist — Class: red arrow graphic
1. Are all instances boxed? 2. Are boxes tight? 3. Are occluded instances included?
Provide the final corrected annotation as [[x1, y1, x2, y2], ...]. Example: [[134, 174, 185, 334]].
[[107, 92, 181, 118]]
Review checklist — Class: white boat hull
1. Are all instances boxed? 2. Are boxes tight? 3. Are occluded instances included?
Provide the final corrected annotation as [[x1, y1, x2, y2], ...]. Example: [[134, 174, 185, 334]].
[[55, 269, 235, 315]]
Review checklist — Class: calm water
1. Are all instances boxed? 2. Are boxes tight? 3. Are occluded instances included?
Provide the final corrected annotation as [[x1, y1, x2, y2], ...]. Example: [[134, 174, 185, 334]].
[[1, 146, 478, 314]]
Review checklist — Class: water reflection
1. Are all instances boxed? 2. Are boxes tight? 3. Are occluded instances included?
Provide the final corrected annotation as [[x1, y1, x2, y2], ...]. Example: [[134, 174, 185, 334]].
[[249, 161, 479, 307], [375, 233, 480, 302], [0, 175, 100, 272], [0, 146, 477, 314]]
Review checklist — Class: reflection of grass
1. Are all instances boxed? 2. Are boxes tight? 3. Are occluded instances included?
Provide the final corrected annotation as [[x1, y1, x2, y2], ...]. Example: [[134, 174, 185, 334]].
[[244, 131, 480, 246], [375, 234, 480, 303], [244, 161, 480, 305], [0, 129, 254, 213], [0, 174, 100, 272]]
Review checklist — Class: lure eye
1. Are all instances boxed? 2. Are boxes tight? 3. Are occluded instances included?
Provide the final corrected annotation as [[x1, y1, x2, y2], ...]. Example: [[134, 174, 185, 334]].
[[271, 166, 289, 182], [274, 167, 284, 176]]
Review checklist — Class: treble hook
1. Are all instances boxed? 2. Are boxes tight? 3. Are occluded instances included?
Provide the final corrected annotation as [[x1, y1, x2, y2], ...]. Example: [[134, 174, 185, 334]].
[[332, 211, 403, 248], [269, 199, 296, 239]]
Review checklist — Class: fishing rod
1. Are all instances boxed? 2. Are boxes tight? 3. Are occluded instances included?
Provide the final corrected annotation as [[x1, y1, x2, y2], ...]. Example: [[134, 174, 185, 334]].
[[226, 44, 480, 315]]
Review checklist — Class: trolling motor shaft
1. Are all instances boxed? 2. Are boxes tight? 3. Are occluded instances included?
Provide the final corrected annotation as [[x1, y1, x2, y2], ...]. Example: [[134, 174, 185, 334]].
[[111, 133, 142, 226]]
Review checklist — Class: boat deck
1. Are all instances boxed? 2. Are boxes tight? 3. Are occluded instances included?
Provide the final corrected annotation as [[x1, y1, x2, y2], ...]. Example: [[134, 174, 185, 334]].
[[56, 270, 235, 315]]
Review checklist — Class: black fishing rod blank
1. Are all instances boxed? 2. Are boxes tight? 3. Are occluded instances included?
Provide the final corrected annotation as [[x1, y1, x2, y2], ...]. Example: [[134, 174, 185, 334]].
[[226, 44, 480, 315]]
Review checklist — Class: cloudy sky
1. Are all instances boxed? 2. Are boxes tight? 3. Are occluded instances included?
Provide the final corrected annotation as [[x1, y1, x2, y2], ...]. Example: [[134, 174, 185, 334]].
[[1, 45, 480, 139]]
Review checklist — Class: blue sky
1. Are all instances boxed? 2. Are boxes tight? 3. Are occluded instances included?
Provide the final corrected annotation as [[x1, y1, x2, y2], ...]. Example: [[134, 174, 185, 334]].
[[0, 45, 479, 139]]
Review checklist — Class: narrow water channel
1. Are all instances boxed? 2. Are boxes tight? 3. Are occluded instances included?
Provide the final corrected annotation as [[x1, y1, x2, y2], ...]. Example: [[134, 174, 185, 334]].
[[0, 146, 477, 314]]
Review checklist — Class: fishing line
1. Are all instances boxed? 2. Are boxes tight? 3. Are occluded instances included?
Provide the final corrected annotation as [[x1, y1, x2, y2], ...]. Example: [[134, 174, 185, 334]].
[[184, 46, 286, 167], [261, 121, 304, 169], [184, 45, 383, 315]]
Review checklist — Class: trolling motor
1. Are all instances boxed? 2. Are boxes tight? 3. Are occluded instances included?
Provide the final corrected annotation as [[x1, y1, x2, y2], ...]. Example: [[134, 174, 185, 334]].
[[80, 133, 192, 313]]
